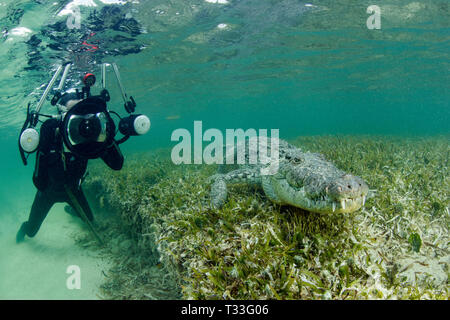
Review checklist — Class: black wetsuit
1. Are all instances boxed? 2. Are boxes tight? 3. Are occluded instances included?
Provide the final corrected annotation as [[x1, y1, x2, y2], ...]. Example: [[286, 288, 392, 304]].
[[17, 117, 124, 240]]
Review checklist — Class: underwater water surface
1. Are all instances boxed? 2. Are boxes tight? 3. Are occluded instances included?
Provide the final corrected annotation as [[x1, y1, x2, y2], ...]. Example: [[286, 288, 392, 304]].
[[0, 0, 448, 300]]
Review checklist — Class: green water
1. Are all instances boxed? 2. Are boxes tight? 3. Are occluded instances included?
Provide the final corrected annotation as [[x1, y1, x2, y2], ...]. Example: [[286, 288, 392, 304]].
[[0, 0, 448, 299]]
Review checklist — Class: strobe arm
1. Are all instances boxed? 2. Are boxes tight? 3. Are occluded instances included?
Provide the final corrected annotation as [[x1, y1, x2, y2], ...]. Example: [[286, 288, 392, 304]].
[[35, 64, 63, 114], [51, 62, 72, 105], [102, 62, 136, 113], [100, 63, 110, 101], [19, 62, 71, 165]]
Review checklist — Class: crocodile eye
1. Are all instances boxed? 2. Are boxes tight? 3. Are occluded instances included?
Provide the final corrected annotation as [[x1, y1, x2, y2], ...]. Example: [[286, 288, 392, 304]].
[[291, 157, 302, 164]]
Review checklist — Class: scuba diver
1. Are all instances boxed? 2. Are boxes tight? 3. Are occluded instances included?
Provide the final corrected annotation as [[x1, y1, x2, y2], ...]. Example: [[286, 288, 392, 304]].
[[16, 62, 150, 243]]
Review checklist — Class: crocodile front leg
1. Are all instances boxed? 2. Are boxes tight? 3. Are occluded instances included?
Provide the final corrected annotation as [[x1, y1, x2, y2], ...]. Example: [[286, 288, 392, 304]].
[[209, 168, 261, 208]]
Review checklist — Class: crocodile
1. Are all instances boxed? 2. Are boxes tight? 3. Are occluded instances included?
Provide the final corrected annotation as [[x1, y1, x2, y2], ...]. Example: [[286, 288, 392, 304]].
[[209, 138, 369, 214]]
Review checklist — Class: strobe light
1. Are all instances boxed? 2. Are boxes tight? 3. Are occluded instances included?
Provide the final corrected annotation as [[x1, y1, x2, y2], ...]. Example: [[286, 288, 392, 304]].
[[119, 114, 151, 136], [20, 128, 40, 153]]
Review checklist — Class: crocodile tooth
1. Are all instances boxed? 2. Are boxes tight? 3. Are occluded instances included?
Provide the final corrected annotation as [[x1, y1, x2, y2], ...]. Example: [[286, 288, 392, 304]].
[[332, 203, 336, 212], [341, 200, 346, 210], [362, 196, 366, 206]]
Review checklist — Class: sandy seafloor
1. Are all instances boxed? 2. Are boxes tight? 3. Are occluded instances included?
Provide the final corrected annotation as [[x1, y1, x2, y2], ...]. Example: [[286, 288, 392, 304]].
[[0, 201, 110, 299]]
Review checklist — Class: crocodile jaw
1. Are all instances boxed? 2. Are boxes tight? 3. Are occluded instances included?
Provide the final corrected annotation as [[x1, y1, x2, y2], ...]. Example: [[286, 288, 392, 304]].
[[269, 177, 367, 214]]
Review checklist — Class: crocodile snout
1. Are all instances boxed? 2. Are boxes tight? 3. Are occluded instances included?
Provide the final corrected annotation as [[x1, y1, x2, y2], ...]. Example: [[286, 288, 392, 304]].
[[327, 174, 368, 200]]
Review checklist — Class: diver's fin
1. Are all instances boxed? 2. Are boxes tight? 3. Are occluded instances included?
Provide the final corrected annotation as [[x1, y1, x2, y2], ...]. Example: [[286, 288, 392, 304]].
[[16, 222, 27, 243]]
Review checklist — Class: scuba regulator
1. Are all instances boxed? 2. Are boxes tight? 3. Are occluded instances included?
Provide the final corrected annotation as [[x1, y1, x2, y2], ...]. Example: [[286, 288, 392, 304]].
[[19, 62, 151, 164]]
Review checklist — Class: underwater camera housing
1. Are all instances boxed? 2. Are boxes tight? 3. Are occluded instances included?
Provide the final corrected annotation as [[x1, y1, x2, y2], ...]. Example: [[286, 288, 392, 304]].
[[61, 96, 116, 159], [19, 62, 151, 164]]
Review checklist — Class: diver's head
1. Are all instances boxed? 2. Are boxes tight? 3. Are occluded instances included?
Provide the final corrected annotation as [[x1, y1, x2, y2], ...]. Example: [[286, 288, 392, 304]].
[[58, 92, 81, 114]]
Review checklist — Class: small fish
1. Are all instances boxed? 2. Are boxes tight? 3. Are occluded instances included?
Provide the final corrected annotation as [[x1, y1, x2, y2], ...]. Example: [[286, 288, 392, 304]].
[[166, 115, 181, 120]]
